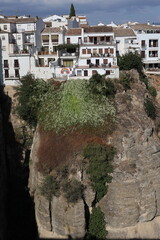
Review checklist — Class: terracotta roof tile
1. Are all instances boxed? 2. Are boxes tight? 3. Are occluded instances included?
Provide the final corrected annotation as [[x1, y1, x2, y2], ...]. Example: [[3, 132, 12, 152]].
[[129, 24, 160, 30], [42, 27, 62, 33], [84, 26, 113, 33], [66, 28, 81, 35], [113, 28, 136, 37]]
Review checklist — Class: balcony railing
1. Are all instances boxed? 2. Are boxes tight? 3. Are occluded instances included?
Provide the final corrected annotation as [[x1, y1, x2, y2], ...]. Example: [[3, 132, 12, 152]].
[[82, 40, 116, 45]]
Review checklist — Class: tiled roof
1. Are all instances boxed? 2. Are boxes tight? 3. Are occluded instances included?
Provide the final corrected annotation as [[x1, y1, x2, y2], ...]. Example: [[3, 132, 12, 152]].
[[113, 28, 136, 37], [84, 26, 113, 33], [42, 27, 62, 33], [66, 28, 81, 35], [13, 17, 39, 23], [129, 24, 160, 30], [0, 18, 14, 23], [0, 17, 39, 24]]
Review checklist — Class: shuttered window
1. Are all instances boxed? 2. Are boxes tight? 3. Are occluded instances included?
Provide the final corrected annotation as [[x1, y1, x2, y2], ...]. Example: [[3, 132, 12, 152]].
[[82, 49, 86, 54], [51, 35, 58, 42], [42, 35, 49, 42]]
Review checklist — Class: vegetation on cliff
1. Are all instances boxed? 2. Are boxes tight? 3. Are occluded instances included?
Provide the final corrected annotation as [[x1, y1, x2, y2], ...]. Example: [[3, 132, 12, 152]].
[[83, 143, 115, 202], [87, 207, 107, 240]]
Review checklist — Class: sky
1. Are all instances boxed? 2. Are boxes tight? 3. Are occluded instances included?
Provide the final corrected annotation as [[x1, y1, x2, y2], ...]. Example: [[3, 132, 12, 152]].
[[1, 0, 160, 25]]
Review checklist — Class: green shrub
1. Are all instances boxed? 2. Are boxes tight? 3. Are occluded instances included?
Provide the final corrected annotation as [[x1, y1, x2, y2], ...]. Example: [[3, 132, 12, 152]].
[[118, 52, 143, 73], [148, 86, 157, 97], [15, 74, 51, 127], [87, 207, 107, 240], [39, 79, 116, 132], [140, 75, 149, 88], [89, 73, 116, 97], [144, 98, 156, 120], [62, 179, 83, 203], [119, 73, 131, 90], [83, 143, 115, 202], [40, 175, 59, 201]]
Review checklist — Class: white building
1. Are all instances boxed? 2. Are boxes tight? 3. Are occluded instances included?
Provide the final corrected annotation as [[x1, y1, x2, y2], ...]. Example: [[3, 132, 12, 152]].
[[0, 16, 45, 85], [113, 27, 139, 56], [43, 15, 68, 28], [129, 23, 160, 69], [53, 26, 119, 79]]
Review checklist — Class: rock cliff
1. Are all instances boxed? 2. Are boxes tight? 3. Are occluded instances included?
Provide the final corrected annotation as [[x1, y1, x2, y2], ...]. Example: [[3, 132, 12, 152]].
[[29, 71, 160, 239]]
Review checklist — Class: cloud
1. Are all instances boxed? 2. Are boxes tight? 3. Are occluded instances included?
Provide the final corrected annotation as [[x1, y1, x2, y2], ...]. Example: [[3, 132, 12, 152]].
[[0, 0, 160, 24]]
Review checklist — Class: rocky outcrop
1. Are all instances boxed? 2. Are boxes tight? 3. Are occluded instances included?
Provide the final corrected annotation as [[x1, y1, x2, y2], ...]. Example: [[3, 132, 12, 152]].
[[29, 71, 160, 239], [100, 77, 160, 238]]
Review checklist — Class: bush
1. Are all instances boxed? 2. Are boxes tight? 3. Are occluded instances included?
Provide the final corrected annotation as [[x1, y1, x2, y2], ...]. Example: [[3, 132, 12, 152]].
[[144, 98, 156, 120], [39, 79, 116, 132], [40, 175, 59, 201], [148, 86, 157, 97], [89, 73, 116, 97], [87, 207, 107, 240], [119, 73, 132, 90], [118, 52, 143, 73], [83, 143, 115, 202], [62, 179, 83, 203], [15, 74, 51, 127]]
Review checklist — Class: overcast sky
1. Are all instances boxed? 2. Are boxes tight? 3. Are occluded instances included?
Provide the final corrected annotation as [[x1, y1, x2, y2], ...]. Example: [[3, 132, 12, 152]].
[[1, 0, 160, 25]]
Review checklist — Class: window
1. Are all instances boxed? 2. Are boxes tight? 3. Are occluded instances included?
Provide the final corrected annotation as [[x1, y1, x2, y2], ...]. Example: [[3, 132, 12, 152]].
[[77, 70, 82, 76], [53, 46, 58, 52], [106, 36, 110, 42], [149, 51, 158, 57], [110, 48, 114, 54], [4, 60, 8, 68], [93, 49, 97, 56], [67, 38, 70, 44], [84, 70, 88, 76], [5, 69, 9, 78], [95, 59, 99, 66], [141, 51, 145, 58], [149, 40, 158, 47], [39, 58, 44, 66], [51, 35, 59, 43], [3, 25, 7, 30], [63, 60, 73, 67], [105, 49, 108, 54], [78, 37, 82, 44], [87, 49, 91, 54], [106, 70, 110, 75], [100, 37, 104, 42], [15, 69, 19, 78], [2, 46, 6, 51], [2, 35, 5, 40], [84, 37, 87, 43], [82, 49, 86, 54], [18, 35, 21, 40], [42, 35, 49, 43], [14, 60, 19, 68], [141, 40, 145, 47], [103, 59, 108, 64], [87, 59, 91, 65], [99, 49, 103, 54]]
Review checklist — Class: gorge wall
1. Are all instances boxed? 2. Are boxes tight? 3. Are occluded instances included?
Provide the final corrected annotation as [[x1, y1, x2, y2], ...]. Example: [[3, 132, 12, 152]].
[[28, 72, 160, 239]]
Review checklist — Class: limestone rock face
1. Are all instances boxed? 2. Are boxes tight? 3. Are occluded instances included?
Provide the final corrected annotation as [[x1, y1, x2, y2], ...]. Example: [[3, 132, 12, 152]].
[[29, 72, 160, 239], [100, 78, 160, 238]]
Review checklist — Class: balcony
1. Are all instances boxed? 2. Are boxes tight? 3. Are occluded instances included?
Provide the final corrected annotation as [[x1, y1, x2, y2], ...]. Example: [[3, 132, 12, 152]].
[[82, 40, 116, 46], [60, 52, 78, 58]]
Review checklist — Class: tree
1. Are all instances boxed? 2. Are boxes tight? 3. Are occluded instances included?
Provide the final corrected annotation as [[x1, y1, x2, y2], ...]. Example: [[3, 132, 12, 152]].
[[69, 3, 76, 18], [15, 74, 51, 127], [118, 52, 143, 73]]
